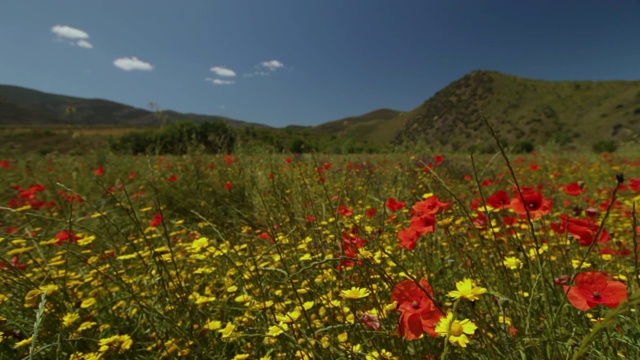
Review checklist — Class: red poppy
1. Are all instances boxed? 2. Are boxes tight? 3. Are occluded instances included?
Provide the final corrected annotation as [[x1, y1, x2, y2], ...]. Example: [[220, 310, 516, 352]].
[[0, 256, 26, 271], [629, 178, 640, 192], [409, 214, 436, 235], [600, 247, 630, 257], [57, 190, 85, 203], [224, 182, 233, 190], [563, 182, 584, 196], [412, 195, 451, 216], [55, 229, 80, 245], [257, 232, 273, 243], [224, 154, 238, 164], [392, 278, 443, 340], [563, 272, 627, 310], [4, 227, 18, 234], [94, 166, 104, 176], [486, 190, 511, 209], [385, 197, 406, 212], [168, 175, 177, 182], [434, 155, 444, 166], [397, 228, 420, 250], [8, 195, 51, 210], [341, 228, 366, 258], [481, 179, 494, 187], [337, 204, 353, 217], [149, 212, 163, 228], [550, 214, 610, 246], [365, 208, 377, 218], [510, 190, 553, 219]]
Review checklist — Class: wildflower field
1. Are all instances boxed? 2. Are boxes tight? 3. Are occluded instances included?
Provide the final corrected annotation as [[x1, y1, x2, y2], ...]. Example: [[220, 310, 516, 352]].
[[1, 146, 639, 359]]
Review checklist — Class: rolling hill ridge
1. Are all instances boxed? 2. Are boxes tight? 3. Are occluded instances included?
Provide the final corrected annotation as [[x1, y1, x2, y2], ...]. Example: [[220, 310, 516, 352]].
[[0, 85, 263, 128], [2, 70, 640, 152], [393, 70, 640, 150]]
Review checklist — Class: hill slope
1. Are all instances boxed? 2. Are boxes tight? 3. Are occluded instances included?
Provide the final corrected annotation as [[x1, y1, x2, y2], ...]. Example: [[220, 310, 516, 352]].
[[0, 85, 264, 128], [310, 108, 403, 144], [395, 70, 640, 150]]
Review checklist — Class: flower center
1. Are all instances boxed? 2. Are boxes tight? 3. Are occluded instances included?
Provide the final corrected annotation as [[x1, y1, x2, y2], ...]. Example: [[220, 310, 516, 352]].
[[450, 322, 464, 337], [591, 291, 603, 300], [411, 300, 421, 310]]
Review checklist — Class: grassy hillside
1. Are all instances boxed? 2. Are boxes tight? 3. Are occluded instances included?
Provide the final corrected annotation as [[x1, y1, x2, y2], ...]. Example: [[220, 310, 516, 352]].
[[395, 70, 640, 151], [5, 70, 640, 154], [0, 85, 261, 128], [310, 108, 403, 144]]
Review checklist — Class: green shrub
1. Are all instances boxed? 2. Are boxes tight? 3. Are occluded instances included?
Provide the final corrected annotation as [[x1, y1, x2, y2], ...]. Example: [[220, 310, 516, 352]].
[[512, 140, 535, 153], [592, 140, 618, 153], [110, 121, 236, 155]]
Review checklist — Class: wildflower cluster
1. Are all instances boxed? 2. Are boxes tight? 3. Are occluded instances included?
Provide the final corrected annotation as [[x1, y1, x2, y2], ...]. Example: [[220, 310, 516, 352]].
[[0, 151, 637, 359]]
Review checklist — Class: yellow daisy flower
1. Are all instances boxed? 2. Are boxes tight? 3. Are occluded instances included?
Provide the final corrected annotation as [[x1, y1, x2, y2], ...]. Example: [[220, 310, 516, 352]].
[[435, 312, 478, 348], [447, 278, 487, 301], [340, 287, 370, 300]]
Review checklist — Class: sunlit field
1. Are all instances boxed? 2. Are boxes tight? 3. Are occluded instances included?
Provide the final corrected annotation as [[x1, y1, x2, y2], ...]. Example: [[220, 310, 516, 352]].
[[1, 146, 639, 359]]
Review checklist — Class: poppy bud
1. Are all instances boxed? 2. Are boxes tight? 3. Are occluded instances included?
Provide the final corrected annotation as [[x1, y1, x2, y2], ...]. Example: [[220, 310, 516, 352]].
[[616, 173, 624, 184], [572, 206, 582, 216], [554, 275, 570, 285]]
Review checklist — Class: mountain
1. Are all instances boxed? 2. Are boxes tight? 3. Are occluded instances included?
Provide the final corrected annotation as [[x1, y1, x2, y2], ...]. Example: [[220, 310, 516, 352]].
[[0, 85, 266, 128], [394, 70, 640, 150], [4, 70, 640, 152], [309, 108, 403, 144]]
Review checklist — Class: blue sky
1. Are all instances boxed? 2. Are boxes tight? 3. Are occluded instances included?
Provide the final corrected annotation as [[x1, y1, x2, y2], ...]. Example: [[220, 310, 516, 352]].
[[2, 1, 640, 127]]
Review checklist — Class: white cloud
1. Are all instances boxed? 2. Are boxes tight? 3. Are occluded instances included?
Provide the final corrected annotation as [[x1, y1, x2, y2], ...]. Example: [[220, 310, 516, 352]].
[[113, 57, 154, 71], [51, 25, 89, 39], [76, 40, 93, 49], [206, 77, 235, 85], [51, 25, 93, 49], [210, 66, 236, 77], [260, 60, 284, 71]]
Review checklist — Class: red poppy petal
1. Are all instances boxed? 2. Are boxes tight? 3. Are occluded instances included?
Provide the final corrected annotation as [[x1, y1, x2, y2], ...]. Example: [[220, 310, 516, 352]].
[[564, 286, 592, 311], [601, 281, 628, 308], [575, 272, 608, 293], [398, 312, 424, 340]]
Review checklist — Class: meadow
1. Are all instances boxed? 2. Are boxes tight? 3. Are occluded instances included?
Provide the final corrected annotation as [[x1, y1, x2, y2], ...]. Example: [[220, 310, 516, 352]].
[[0, 142, 639, 359]]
